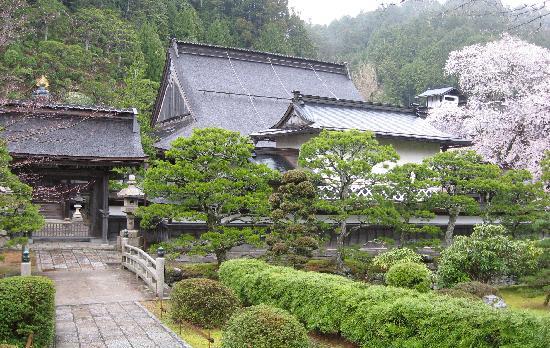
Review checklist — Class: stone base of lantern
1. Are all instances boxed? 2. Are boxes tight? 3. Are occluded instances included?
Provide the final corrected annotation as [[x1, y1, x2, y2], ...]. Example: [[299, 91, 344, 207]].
[[118, 229, 142, 249]]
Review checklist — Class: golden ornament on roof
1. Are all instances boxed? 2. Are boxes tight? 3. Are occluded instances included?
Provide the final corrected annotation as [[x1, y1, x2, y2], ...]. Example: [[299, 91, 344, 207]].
[[36, 75, 49, 88]]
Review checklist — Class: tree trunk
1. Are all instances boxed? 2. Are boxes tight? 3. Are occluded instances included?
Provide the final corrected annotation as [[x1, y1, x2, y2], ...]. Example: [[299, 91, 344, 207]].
[[445, 208, 459, 246], [215, 249, 227, 266], [335, 220, 350, 274]]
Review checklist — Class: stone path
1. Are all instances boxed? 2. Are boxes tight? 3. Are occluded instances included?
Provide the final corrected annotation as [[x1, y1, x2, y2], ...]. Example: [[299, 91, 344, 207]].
[[55, 302, 190, 348], [49, 269, 153, 306], [37, 249, 120, 272], [35, 245, 190, 348]]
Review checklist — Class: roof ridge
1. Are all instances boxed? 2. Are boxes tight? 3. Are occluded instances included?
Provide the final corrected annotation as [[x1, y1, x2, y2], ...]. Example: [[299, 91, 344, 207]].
[[295, 93, 413, 113], [2, 100, 136, 115], [173, 39, 349, 75]]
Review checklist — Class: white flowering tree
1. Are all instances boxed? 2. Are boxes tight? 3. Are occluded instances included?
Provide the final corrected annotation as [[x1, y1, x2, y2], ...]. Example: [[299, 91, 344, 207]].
[[428, 35, 550, 177]]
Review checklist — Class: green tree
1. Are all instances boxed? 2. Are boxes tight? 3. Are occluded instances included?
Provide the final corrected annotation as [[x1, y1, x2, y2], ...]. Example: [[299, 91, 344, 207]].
[[171, 3, 202, 41], [254, 21, 291, 55], [486, 169, 548, 237], [384, 162, 440, 246], [30, 0, 66, 41], [138, 22, 165, 82], [204, 19, 235, 47], [437, 224, 541, 287], [139, 128, 278, 264], [424, 150, 500, 245], [114, 61, 159, 157], [267, 169, 323, 267], [0, 140, 44, 234], [298, 130, 400, 273], [72, 7, 141, 75]]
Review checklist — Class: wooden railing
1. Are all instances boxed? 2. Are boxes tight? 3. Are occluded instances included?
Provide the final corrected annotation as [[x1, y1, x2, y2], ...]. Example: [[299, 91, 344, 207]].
[[121, 240, 167, 298], [33, 221, 89, 238]]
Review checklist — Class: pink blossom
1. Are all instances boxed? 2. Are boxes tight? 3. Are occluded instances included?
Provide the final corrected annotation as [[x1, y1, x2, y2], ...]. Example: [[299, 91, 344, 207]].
[[428, 34, 550, 177]]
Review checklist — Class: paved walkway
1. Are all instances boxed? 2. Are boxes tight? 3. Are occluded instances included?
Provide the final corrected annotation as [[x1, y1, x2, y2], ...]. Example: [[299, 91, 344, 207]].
[[55, 302, 189, 348], [35, 245, 189, 348], [37, 249, 120, 272]]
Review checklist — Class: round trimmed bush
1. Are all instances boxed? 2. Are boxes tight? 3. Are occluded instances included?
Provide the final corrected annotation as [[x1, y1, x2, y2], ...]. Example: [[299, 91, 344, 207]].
[[171, 278, 239, 328], [385, 262, 432, 292], [221, 305, 309, 348], [373, 248, 422, 271]]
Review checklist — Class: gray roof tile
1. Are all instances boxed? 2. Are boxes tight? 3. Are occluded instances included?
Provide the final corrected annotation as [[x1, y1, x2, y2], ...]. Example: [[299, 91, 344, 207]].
[[0, 105, 146, 160], [154, 41, 363, 149], [252, 94, 470, 146]]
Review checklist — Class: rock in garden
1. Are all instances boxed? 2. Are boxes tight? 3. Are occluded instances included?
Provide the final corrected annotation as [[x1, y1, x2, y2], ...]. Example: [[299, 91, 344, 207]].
[[482, 295, 507, 309]]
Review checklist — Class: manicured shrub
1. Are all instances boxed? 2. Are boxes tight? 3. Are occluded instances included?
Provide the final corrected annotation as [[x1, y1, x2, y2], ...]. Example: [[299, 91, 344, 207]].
[[437, 224, 542, 287], [221, 304, 309, 348], [0, 276, 55, 347], [303, 259, 335, 273], [171, 278, 239, 328], [453, 281, 500, 298], [372, 247, 422, 271], [219, 259, 550, 348], [385, 262, 432, 292], [165, 263, 218, 285], [304, 256, 372, 280], [435, 288, 480, 301]]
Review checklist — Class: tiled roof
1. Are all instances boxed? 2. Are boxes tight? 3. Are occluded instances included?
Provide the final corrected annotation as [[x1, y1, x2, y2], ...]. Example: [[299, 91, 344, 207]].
[[153, 40, 363, 150], [0, 103, 147, 161], [417, 87, 457, 97], [251, 94, 470, 146]]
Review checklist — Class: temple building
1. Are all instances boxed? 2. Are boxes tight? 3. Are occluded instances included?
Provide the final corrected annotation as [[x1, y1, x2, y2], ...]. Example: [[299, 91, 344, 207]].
[[0, 81, 146, 242], [150, 42, 480, 243], [251, 92, 470, 169], [151, 40, 362, 153]]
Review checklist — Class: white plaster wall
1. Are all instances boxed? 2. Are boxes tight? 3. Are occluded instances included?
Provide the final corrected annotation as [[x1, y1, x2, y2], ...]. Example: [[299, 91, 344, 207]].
[[275, 134, 441, 170], [275, 133, 314, 149]]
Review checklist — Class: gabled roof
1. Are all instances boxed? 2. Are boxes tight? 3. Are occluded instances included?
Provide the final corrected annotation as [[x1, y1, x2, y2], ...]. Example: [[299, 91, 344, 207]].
[[152, 40, 363, 150], [417, 87, 458, 97], [251, 94, 470, 146], [0, 102, 147, 163]]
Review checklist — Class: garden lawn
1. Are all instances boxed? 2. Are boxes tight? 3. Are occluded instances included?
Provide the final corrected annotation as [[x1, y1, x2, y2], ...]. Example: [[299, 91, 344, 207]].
[[141, 300, 357, 348], [499, 286, 549, 316]]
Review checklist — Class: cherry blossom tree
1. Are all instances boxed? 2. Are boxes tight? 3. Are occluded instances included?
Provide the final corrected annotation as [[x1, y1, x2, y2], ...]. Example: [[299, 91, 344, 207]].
[[0, 0, 28, 50], [428, 34, 550, 177]]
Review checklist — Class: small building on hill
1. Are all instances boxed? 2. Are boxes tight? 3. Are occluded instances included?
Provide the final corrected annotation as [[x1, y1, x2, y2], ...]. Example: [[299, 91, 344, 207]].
[[0, 94, 146, 242], [152, 40, 362, 151], [416, 86, 465, 109]]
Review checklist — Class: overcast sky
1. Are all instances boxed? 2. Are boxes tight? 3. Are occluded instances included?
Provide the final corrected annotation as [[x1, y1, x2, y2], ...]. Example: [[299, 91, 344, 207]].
[[288, 0, 545, 25]]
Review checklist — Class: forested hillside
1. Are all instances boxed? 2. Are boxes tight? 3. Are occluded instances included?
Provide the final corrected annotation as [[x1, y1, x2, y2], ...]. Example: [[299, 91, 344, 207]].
[[2, 0, 549, 113], [310, 0, 550, 105], [0, 0, 314, 111]]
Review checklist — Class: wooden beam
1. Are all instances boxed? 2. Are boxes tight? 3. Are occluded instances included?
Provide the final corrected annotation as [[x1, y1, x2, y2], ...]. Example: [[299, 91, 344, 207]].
[[101, 174, 109, 243]]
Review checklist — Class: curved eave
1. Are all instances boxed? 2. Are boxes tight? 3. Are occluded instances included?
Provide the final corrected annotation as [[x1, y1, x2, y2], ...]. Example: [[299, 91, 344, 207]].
[[250, 127, 471, 147]]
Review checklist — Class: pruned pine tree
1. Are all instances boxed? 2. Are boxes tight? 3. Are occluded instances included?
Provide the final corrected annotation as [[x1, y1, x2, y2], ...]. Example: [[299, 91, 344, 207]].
[[298, 130, 400, 274], [139, 128, 279, 264]]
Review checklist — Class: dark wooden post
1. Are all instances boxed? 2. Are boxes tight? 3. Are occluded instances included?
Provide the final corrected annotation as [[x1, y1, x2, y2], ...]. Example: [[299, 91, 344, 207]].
[[101, 174, 109, 243]]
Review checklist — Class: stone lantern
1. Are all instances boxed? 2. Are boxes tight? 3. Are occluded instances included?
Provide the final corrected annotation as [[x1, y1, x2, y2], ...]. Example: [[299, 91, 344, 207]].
[[117, 175, 144, 247], [72, 194, 84, 222]]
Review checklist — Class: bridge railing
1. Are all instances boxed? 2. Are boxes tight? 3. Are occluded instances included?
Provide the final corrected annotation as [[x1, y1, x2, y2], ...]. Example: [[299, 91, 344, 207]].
[[121, 238, 167, 298]]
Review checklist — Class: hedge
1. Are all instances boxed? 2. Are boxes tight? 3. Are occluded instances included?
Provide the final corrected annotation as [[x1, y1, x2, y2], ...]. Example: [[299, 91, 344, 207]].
[[219, 259, 550, 348], [0, 276, 56, 347]]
